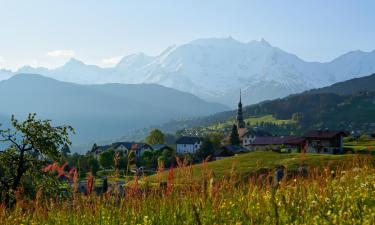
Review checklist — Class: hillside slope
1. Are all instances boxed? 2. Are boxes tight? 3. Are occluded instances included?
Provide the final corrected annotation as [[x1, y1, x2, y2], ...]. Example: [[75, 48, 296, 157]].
[[155, 74, 375, 135], [0, 74, 228, 150], [144, 152, 352, 183]]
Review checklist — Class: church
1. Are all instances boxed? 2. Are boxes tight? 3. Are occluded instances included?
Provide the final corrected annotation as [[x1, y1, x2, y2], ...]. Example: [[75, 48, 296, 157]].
[[228, 91, 271, 149]]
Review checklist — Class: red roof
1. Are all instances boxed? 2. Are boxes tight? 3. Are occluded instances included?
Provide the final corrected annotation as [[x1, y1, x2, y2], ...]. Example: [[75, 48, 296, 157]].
[[250, 136, 305, 146]]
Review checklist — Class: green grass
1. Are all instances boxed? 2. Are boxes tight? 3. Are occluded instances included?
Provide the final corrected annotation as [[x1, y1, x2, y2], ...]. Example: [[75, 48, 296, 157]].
[[2, 154, 374, 224], [207, 115, 295, 130], [144, 152, 354, 184]]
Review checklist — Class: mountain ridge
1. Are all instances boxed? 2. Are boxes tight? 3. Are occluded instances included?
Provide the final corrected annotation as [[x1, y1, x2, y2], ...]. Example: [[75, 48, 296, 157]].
[[3, 37, 375, 106], [0, 73, 228, 151]]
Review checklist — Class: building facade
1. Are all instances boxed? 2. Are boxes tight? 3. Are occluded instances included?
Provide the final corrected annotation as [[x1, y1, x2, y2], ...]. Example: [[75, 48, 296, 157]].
[[176, 136, 203, 154]]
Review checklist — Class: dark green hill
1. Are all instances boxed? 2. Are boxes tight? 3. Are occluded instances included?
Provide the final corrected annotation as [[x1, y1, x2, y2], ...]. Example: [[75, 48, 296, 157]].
[[155, 74, 375, 136], [305, 73, 375, 95]]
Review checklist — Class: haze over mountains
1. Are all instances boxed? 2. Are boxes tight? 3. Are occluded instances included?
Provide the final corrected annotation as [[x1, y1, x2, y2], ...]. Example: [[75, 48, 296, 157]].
[[3, 37, 375, 106], [0, 74, 227, 151]]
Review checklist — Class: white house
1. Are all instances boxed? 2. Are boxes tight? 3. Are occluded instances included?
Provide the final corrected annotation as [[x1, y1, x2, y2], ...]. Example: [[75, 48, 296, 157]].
[[176, 136, 203, 154]]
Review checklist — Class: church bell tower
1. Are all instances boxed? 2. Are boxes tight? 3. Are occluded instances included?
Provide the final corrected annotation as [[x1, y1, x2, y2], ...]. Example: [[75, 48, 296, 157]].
[[236, 90, 245, 128]]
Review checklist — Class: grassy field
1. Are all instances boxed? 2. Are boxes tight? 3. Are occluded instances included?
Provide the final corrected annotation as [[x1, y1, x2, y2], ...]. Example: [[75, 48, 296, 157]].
[[1, 154, 374, 224], [345, 139, 375, 155], [144, 152, 355, 184], [207, 115, 296, 131]]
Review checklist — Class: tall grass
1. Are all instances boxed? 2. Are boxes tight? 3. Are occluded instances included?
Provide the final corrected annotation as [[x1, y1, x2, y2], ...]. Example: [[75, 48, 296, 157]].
[[1, 156, 374, 224]]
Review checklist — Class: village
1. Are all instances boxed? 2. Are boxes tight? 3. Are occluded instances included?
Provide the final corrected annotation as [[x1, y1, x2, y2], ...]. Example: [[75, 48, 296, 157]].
[[90, 93, 350, 172]]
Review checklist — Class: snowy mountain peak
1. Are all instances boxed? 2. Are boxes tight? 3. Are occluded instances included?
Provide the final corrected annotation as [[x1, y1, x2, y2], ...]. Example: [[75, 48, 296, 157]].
[[3, 37, 375, 106]]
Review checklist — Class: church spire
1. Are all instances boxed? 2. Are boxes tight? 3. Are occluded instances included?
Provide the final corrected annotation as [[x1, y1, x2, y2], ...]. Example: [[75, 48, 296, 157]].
[[236, 90, 245, 128]]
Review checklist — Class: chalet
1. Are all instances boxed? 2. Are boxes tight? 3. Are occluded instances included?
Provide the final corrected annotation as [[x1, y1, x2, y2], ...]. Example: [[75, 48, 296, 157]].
[[247, 135, 306, 152], [176, 136, 202, 154], [303, 130, 348, 154], [91, 142, 153, 157], [239, 127, 272, 148]]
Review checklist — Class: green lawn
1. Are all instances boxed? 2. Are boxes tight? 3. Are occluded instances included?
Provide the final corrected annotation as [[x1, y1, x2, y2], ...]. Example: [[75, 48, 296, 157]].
[[144, 152, 358, 184], [207, 115, 295, 131]]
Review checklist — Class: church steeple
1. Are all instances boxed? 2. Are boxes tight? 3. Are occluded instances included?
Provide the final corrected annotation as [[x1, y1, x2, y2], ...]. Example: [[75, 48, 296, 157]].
[[236, 90, 245, 128]]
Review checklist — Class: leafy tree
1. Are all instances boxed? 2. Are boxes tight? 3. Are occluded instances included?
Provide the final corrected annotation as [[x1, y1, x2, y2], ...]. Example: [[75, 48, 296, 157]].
[[140, 150, 158, 169], [195, 138, 215, 161], [158, 148, 175, 168], [145, 129, 165, 145], [0, 114, 73, 207], [87, 157, 100, 176], [99, 149, 115, 169], [229, 124, 241, 146], [61, 143, 71, 158], [208, 132, 224, 149]]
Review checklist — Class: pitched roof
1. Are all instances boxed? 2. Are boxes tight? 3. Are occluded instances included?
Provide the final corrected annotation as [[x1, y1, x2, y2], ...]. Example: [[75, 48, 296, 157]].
[[303, 130, 349, 139], [93, 142, 151, 152], [250, 136, 305, 146], [214, 145, 248, 157], [176, 136, 202, 144]]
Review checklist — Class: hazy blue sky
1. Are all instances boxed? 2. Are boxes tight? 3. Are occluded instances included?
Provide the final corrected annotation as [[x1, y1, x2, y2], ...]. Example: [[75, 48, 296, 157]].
[[0, 0, 374, 70]]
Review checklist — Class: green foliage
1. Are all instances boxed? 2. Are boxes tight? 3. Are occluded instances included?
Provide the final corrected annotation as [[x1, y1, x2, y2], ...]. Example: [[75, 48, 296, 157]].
[[0, 114, 73, 206], [140, 150, 159, 169], [158, 148, 176, 168], [99, 149, 115, 169], [145, 129, 165, 145], [1, 155, 374, 224], [195, 138, 215, 161], [87, 157, 100, 176], [229, 124, 240, 146], [61, 144, 71, 158]]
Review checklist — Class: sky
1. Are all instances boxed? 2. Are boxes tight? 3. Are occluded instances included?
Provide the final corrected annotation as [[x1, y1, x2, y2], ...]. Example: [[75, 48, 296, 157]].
[[0, 0, 374, 70]]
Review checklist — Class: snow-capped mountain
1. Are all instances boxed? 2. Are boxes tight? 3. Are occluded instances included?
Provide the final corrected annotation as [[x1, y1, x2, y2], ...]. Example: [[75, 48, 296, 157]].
[[6, 37, 375, 106]]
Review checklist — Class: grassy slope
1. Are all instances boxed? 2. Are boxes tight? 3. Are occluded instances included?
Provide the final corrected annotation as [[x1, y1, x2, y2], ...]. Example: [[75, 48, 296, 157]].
[[144, 152, 354, 183]]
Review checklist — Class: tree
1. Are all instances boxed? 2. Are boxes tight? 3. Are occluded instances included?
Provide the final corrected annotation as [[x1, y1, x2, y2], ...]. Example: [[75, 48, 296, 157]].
[[292, 112, 304, 122], [61, 144, 71, 158], [99, 149, 115, 169], [140, 150, 158, 169], [209, 132, 224, 150], [195, 138, 215, 161], [229, 124, 241, 146], [87, 157, 100, 176], [158, 148, 175, 168], [0, 114, 73, 207], [145, 129, 165, 145]]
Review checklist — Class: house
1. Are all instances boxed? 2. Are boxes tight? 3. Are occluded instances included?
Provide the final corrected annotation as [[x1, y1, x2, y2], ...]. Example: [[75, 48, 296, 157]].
[[303, 130, 349, 154], [247, 135, 306, 152], [91, 142, 153, 157], [176, 136, 202, 154], [214, 145, 248, 159], [239, 127, 272, 148]]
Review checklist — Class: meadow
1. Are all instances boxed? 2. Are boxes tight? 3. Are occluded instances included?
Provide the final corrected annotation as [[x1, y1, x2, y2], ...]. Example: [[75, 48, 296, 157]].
[[1, 153, 374, 225]]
